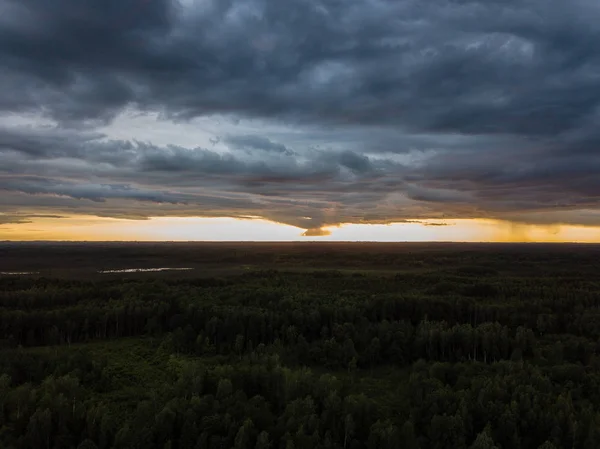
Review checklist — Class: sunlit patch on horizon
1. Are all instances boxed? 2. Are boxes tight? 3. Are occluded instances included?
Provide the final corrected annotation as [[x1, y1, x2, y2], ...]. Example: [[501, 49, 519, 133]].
[[301, 227, 332, 237]]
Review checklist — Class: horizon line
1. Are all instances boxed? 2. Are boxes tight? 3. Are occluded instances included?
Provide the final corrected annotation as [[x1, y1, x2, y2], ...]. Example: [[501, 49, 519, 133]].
[[2, 240, 600, 245]]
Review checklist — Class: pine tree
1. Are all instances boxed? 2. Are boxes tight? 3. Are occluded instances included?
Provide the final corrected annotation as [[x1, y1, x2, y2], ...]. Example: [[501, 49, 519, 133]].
[[469, 425, 499, 449]]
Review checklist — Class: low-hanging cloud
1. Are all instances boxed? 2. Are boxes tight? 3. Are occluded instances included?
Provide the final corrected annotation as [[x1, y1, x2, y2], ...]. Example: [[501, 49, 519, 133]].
[[301, 228, 332, 237]]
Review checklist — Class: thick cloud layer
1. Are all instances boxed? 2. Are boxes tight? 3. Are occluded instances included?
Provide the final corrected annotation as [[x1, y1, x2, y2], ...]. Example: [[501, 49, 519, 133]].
[[1, 0, 600, 232]]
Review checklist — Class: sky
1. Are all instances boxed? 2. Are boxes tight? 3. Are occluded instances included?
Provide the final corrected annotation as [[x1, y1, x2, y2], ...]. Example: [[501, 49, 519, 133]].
[[1, 0, 600, 242]]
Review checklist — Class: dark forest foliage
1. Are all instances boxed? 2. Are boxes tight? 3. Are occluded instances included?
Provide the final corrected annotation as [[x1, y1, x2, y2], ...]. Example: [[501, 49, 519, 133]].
[[2, 243, 600, 449]]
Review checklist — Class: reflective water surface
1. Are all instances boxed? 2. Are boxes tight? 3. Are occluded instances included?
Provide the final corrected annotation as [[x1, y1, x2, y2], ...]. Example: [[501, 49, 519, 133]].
[[98, 267, 194, 273]]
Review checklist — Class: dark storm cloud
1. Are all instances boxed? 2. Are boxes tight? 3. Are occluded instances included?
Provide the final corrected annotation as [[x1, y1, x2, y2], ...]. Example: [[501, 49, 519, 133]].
[[2, 0, 600, 230], [337, 151, 373, 175], [1, 0, 598, 134]]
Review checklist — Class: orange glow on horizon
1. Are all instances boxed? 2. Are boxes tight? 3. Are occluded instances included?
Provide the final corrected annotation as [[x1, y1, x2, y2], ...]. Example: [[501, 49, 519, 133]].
[[1, 215, 600, 242]]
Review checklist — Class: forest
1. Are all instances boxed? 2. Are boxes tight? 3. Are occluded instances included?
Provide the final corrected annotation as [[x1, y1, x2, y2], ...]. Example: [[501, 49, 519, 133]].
[[2, 242, 600, 449]]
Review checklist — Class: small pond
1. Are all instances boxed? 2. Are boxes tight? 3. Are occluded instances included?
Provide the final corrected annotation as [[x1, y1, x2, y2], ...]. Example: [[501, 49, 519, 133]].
[[98, 267, 194, 274]]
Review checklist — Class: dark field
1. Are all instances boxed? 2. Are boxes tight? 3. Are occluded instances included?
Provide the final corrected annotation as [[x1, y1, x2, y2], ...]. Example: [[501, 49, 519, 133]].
[[3, 241, 600, 277], [2, 242, 600, 449]]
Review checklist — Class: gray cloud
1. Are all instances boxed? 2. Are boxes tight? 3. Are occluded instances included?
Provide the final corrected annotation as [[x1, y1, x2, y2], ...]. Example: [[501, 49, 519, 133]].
[[1, 0, 600, 232], [0, 212, 64, 225], [225, 135, 296, 156], [0, 175, 186, 204], [1, 122, 598, 230], [0, 125, 402, 228]]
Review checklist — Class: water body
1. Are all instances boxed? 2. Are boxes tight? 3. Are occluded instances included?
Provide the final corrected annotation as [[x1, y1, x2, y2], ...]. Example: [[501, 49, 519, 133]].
[[98, 267, 194, 274]]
